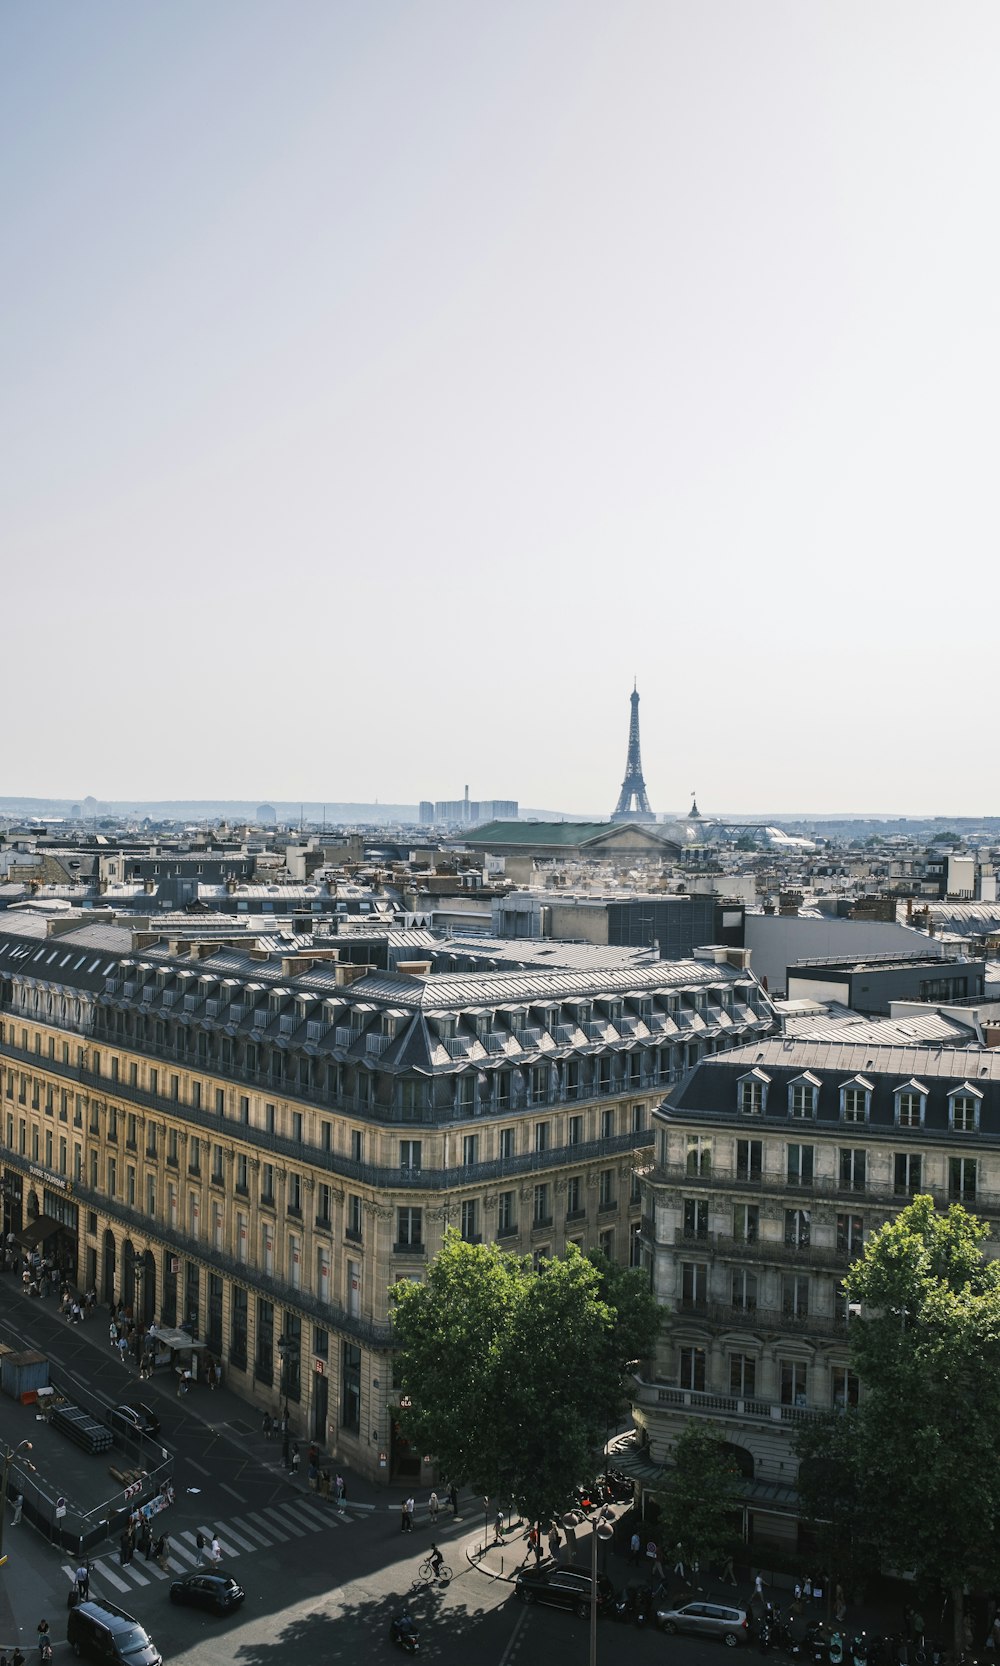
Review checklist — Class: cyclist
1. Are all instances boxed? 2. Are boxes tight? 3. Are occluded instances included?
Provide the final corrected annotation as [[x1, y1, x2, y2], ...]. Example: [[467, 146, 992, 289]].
[[429, 1544, 444, 1579]]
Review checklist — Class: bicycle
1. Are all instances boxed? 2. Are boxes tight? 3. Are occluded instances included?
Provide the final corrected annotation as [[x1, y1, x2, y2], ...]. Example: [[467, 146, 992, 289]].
[[418, 1558, 453, 1584]]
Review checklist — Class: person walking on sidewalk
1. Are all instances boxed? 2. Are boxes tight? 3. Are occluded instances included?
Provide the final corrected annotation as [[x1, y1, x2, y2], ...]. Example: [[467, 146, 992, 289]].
[[120, 1528, 134, 1567], [400, 1497, 413, 1533], [428, 1490, 439, 1524], [334, 1473, 345, 1504], [494, 1509, 505, 1545], [262, 1411, 272, 1441], [629, 1530, 642, 1566], [74, 1565, 89, 1601], [290, 1444, 301, 1476]]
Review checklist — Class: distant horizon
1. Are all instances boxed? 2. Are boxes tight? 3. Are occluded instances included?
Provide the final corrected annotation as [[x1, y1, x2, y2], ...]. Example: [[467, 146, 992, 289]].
[[0, 795, 996, 828]]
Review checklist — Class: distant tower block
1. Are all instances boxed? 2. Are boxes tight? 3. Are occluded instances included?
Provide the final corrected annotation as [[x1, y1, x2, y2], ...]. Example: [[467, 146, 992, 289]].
[[612, 684, 655, 822]]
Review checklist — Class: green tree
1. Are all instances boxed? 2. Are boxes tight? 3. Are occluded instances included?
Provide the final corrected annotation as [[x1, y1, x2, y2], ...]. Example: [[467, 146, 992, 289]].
[[655, 1421, 740, 1568], [390, 1233, 660, 1524], [793, 1410, 870, 1595], [843, 1196, 1000, 1654]]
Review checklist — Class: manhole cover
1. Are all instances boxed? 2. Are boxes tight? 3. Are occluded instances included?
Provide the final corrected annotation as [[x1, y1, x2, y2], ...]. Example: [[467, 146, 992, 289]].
[[229, 1419, 256, 1435]]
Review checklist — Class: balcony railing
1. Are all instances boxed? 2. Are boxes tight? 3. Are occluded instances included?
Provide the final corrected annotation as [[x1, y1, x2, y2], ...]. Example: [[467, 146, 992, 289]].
[[672, 1228, 857, 1269], [652, 1163, 1000, 1214], [631, 1374, 827, 1425], [675, 1298, 851, 1339]]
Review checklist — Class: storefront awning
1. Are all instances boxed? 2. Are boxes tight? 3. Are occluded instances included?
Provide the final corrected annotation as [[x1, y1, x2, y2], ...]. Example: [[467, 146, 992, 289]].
[[16, 1215, 65, 1249]]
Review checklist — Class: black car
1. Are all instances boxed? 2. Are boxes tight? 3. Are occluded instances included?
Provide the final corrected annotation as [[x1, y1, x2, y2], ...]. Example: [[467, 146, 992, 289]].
[[169, 1570, 245, 1615], [514, 1567, 616, 1619], [109, 1403, 161, 1439]]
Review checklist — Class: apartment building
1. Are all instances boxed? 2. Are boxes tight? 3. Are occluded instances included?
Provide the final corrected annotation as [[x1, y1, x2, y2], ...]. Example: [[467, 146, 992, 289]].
[[0, 912, 775, 1484], [634, 1037, 1000, 1548]]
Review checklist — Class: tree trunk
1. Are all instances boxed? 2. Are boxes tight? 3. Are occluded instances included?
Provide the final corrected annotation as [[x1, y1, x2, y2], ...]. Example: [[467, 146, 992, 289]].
[[952, 1582, 965, 1664]]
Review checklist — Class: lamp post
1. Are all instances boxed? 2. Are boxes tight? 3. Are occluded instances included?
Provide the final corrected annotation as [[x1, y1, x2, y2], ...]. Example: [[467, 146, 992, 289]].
[[0, 1440, 34, 1565], [276, 1333, 290, 1421], [483, 1496, 489, 1556], [562, 1504, 614, 1666]]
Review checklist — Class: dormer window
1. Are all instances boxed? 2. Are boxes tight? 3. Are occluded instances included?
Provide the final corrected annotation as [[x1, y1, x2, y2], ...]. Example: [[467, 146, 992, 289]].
[[948, 1084, 983, 1134], [788, 1073, 820, 1119], [840, 1076, 873, 1123], [738, 1069, 770, 1114], [895, 1080, 928, 1128]]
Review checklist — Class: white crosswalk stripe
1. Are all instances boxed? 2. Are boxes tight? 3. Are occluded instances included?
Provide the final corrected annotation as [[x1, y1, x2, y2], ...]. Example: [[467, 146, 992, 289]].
[[60, 1494, 346, 1598]]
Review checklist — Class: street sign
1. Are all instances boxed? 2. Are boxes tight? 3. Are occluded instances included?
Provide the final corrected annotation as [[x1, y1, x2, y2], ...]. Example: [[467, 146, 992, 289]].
[[55, 1498, 67, 1520]]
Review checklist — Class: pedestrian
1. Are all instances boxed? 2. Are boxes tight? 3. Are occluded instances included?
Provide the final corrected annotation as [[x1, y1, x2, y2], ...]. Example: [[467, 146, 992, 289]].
[[334, 1473, 345, 1503], [119, 1530, 133, 1567], [674, 1542, 690, 1585], [629, 1530, 641, 1566], [154, 1534, 167, 1570], [196, 1530, 206, 1557], [262, 1411, 272, 1441], [74, 1564, 89, 1601], [290, 1444, 301, 1476], [449, 1483, 459, 1515], [214, 1361, 222, 1391], [755, 1572, 765, 1598], [210, 1536, 222, 1565], [494, 1509, 504, 1545], [990, 1617, 1000, 1654], [720, 1551, 737, 1586], [207, 1356, 216, 1391], [109, 1320, 118, 1348], [547, 1523, 561, 1561], [36, 1624, 50, 1665], [11, 1494, 23, 1527], [400, 1498, 411, 1534], [835, 1583, 847, 1624], [404, 1495, 415, 1532], [139, 1520, 152, 1561], [428, 1489, 439, 1523]]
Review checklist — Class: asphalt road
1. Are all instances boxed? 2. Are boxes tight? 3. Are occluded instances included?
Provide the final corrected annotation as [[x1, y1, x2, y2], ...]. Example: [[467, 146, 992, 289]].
[[0, 1281, 747, 1666]]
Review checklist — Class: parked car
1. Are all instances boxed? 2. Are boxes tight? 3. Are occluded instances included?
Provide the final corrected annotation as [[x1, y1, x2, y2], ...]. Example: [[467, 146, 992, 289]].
[[514, 1567, 616, 1619], [109, 1403, 161, 1439], [169, 1569, 245, 1615], [67, 1599, 161, 1666], [656, 1600, 750, 1646]]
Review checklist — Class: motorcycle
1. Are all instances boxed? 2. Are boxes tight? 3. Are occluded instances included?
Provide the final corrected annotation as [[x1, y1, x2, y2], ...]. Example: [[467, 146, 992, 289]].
[[773, 1610, 802, 1657], [612, 1588, 633, 1623], [758, 1605, 775, 1655], [389, 1613, 419, 1655], [851, 1633, 870, 1666], [633, 1586, 652, 1629]]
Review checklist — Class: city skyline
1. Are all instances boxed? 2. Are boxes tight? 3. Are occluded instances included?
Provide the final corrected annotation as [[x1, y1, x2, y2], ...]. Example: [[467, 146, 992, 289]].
[[5, 4, 1000, 812]]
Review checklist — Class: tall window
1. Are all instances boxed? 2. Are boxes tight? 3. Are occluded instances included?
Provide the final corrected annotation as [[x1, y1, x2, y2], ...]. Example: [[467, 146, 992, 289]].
[[731, 1268, 757, 1312], [499, 1127, 515, 1161], [782, 1274, 809, 1319], [679, 1346, 706, 1391], [462, 1134, 478, 1167], [683, 1198, 709, 1239], [780, 1359, 807, 1407], [896, 1090, 924, 1128], [396, 1207, 422, 1248], [789, 1082, 815, 1118], [460, 1199, 479, 1241], [229, 1287, 247, 1371], [894, 1153, 922, 1196], [341, 1343, 361, 1433], [400, 1140, 422, 1173], [686, 1136, 711, 1177], [533, 1183, 550, 1226], [599, 1169, 615, 1208], [498, 1191, 515, 1234], [568, 1115, 582, 1147], [681, 1262, 708, 1310], [534, 1121, 549, 1153], [730, 1353, 757, 1396], [842, 1086, 869, 1123], [837, 1213, 864, 1256], [734, 1203, 759, 1243], [832, 1366, 859, 1409], [566, 1176, 582, 1215], [785, 1208, 811, 1248], [949, 1157, 977, 1202], [951, 1094, 978, 1133], [839, 1149, 867, 1192], [739, 1078, 763, 1114], [601, 1107, 615, 1139], [347, 1194, 363, 1238], [736, 1139, 762, 1182], [787, 1144, 814, 1186]]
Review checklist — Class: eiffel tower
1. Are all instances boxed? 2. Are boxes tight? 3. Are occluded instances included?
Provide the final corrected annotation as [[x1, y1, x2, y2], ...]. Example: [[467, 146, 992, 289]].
[[612, 682, 655, 822]]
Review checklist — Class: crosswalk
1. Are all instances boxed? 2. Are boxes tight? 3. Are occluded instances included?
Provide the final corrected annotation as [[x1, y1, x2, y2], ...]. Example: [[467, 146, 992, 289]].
[[62, 1496, 349, 1596]]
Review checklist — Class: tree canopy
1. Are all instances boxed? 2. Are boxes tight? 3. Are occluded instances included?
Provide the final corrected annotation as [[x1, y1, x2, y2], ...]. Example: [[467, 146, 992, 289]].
[[836, 1197, 1000, 1649], [656, 1421, 740, 1567], [390, 1232, 661, 1523]]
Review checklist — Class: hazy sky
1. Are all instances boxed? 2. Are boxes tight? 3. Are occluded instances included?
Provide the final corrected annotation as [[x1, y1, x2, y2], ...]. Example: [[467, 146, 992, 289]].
[[4, 2, 999, 816]]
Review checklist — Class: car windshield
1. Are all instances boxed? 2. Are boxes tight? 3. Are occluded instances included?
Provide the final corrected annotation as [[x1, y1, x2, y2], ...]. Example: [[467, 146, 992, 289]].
[[116, 1629, 151, 1656]]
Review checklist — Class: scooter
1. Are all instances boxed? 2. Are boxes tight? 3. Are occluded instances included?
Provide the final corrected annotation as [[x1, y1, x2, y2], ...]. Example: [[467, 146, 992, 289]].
[[758, 1605, 775, 1655], [389, 1613, 419, 1655], [774, 1609, 802, 1657], [851, 1633, 869, 1666], [633, 1586, 652, 1629]]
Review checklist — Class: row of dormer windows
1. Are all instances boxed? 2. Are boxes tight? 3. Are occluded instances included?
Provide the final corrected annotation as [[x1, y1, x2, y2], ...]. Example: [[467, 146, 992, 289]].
[[737, 1072, 982, 1131]]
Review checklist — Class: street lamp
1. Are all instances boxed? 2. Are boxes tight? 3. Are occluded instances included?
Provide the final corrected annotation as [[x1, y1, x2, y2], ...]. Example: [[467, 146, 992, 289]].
[[483, 1496, 489, 1556], [276, 1333, 290, 1421], [562, 1504, 614, 1666], [0, 1440, 34, 1565]]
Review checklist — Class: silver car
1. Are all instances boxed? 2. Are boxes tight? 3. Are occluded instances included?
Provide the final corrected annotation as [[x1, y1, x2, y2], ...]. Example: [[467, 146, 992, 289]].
[[656, 1600, 750, 1646]]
